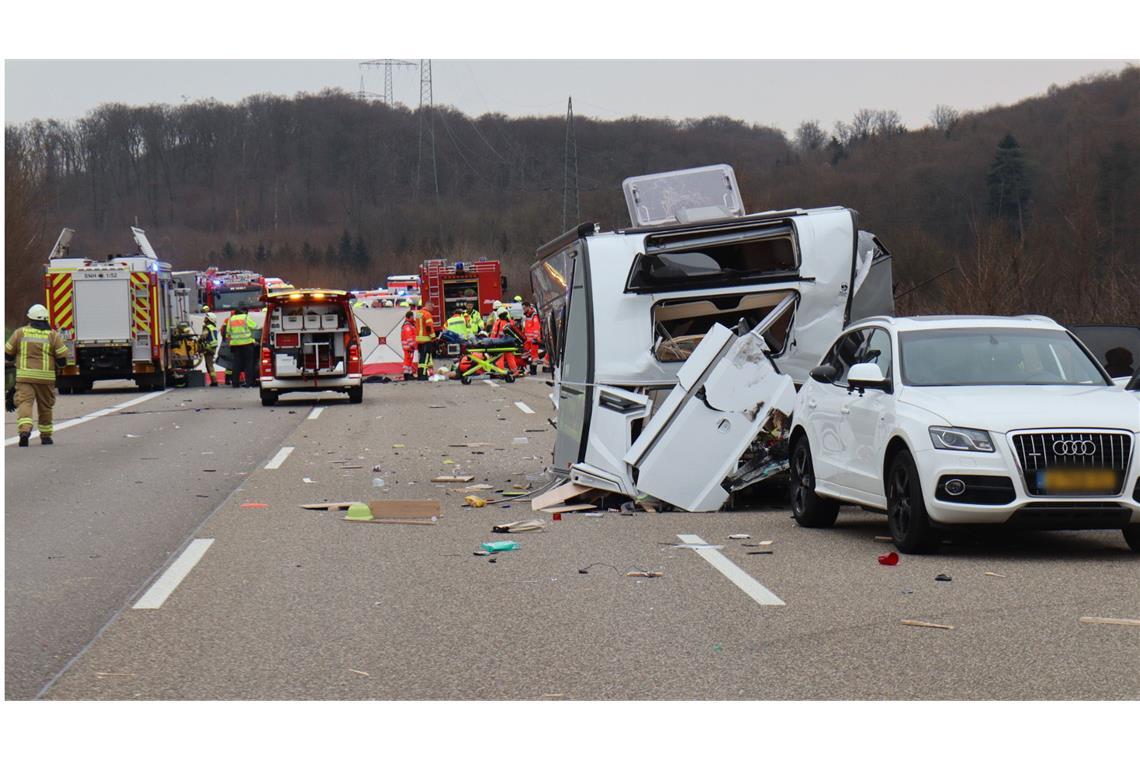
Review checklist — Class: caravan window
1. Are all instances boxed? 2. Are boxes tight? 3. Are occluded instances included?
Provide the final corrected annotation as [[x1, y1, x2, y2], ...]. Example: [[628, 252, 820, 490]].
[[627, 222, 798, 293], [653, 290, 796, 362]]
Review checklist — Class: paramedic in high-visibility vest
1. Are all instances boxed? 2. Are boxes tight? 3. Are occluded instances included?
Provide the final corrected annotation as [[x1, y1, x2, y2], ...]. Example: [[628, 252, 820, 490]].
[[445, 306, 470, 341], [5, 304, 70, 447], [414, 302, 436, 379], [400, 306, 417, 382], [199, 308, 220, 387], [223, 306, 259, 388], [466, 303, 485, 336], [523, 302, 543, 375]]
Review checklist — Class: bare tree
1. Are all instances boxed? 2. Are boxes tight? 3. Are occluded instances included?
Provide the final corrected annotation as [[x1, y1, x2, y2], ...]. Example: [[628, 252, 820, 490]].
[[929, 104, 959, 134], [793, 120, 827, 152], [871, 109, 906, 138]]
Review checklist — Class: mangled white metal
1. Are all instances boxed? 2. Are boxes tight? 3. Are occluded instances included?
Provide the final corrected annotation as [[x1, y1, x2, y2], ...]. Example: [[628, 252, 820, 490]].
[[532, 166, 894, 511], [623, 297, 797, 511]]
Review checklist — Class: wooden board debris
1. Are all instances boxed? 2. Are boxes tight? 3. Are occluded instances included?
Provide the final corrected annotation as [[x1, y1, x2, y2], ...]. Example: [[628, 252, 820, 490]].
[[532, 481, 592, 512], [431, 475, 474, 483], [1079, 616, 1140, 627], [369, 500, 442, 519], [901, 619, 955, 630]]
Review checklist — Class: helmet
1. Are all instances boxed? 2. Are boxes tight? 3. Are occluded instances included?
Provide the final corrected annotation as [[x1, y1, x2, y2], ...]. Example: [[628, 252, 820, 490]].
[[27, 304, 49, 321], [492, 300, 502, 311], [513, 295, 523, 302], [399, 300, 410, 307]]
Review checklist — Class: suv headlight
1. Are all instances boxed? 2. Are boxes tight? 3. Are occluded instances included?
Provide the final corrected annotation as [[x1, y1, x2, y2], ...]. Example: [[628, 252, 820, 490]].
[[929, 426, 995, 453]]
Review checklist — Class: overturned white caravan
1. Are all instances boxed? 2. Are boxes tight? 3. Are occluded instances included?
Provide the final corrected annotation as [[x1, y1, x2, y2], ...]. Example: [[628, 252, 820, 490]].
[[530, 165, 894, 511]]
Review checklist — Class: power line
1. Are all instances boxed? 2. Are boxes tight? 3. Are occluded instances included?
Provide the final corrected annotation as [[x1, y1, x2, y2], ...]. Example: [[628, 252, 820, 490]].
[[358, 59, 415, 105], [562, 96, 580, 231], [416, 59, 439, 203]]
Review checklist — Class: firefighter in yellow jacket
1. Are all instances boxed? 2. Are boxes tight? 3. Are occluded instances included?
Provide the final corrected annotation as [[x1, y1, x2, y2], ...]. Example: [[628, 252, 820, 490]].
[[5, 304, 70, 447]]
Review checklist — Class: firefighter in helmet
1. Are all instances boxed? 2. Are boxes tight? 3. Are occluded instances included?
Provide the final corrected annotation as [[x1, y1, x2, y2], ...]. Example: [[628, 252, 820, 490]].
[[5, 304, 70, 446], [400, 304, 417, 381], [223, 305, 259, 388], [199, 308, 220, 387]]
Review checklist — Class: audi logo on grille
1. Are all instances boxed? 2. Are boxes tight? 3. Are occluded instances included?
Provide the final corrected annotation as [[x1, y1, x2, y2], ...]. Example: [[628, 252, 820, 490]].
[[1052, 439, 1096, 456]]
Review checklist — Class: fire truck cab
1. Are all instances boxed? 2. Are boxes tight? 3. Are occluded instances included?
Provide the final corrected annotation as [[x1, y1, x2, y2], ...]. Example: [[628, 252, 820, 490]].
[[45, 227, 197, 392], [419, 259, 505, 317]]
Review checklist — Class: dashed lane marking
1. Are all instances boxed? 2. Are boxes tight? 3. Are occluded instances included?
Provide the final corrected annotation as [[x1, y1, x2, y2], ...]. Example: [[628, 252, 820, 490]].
[[307, 406, 324, 420], [676, 533, 785, 606], [133, 539, 214, 610], [264, 446, 295, 469], [514, 401, 535, 414], [5, 389, 170, 446]]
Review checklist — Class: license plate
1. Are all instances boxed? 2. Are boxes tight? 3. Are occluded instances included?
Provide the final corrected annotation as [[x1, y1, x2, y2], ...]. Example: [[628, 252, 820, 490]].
[[1039, 469, 1117, 494]]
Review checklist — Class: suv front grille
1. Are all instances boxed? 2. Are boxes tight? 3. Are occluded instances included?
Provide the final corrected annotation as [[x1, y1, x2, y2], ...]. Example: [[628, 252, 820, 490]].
[[1011, 431, 1132, 496]]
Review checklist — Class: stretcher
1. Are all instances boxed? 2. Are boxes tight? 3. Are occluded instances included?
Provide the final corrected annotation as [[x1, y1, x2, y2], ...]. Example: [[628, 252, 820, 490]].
[[456, 337, 525, 384]]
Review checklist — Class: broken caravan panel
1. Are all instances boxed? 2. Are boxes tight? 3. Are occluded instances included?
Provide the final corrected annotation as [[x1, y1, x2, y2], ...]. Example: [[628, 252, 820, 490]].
[[529, 165, 896, 509]]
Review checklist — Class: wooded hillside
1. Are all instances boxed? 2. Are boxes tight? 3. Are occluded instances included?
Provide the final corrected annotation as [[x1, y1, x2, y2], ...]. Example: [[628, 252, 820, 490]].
[[6, 66, 1139, 326]]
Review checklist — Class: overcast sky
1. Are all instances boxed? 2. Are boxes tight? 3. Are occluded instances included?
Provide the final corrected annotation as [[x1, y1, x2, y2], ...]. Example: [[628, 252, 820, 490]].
[[4, 59, 1134, 134]]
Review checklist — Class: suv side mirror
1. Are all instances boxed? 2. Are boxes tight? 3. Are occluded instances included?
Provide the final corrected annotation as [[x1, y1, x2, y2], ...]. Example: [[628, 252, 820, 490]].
[[358, 325, 372, 338], [847, 362, 889, 395], [809, 364, 838, 383]]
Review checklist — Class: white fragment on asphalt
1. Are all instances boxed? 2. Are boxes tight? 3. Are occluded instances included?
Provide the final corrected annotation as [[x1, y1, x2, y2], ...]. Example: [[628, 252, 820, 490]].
[[1079, 616, 1140, 627], [676, 533, 784, 607], [347, 669, 370, 677], [514, 401, 535, 415], [307, 406, 324, 420]]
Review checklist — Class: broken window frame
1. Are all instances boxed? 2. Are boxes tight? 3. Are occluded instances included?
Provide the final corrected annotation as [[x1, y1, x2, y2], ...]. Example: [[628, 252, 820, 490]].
[[624, 220, 801, 294], [650, 289, 799, 364]]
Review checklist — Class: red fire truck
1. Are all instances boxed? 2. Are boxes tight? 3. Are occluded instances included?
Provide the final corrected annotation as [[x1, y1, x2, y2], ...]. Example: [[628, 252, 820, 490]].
[[201, 268, 265, 312], [418, 259, 505, 317]]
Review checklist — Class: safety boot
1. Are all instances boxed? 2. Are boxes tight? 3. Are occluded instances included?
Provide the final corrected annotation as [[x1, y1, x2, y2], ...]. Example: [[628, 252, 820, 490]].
[[18, 432, 30, 447], [40, 435, 53, 445]]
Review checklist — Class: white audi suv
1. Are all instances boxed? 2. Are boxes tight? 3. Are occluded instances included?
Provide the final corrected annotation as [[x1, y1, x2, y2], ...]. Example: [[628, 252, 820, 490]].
[[789, 315, 1140, 553]]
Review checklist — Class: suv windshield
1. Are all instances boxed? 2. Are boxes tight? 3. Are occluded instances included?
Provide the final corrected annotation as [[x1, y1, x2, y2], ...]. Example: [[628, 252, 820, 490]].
[[900, 328, 1109, 387]]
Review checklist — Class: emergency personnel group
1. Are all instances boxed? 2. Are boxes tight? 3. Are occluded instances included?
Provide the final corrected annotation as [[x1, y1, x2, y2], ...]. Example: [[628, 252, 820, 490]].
[[7, 297, 542, 446]]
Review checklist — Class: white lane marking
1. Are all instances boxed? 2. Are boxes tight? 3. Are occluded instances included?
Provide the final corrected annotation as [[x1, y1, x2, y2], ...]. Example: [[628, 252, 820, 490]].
[[5, 389, 169, 446], [307, 406, 324, 420], [514, 401, 535, 415], [676, 533, 785, 606], [482, 379, 498, 387], [133, 539, 214, 609], [264, 446, 295, 469]]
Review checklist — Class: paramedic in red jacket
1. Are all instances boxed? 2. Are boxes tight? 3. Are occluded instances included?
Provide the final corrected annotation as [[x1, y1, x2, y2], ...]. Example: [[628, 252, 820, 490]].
[[523, 303, 542, 374], [400, 306, 417, 381]]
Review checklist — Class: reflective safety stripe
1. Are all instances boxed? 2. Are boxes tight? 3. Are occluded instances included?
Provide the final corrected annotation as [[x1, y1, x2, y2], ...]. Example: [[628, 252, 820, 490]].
[[17, 417, 34, 426], [38, 424, 53, 434], [227, 315, 255, 346]]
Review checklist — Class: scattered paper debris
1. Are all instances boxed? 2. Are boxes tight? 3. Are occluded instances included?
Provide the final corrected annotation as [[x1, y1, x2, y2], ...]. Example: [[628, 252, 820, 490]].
[[492, 519, 544, 533], [901, 619, 954, 630], [1079, 616, 1140, 627]]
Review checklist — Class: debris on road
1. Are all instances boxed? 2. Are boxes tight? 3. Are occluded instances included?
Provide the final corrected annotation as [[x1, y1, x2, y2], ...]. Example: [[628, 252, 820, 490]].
[[1079, 616, 1140, 627], [532, 482, 594, 512], [672, 542, 725, 550], [347, 669, 370, 677], [983, 572, 1006, 578], [747, 550, 774, 555], [935, 574, 953, 582], [492, 519, 544, 533], [481, 540, 520, 553], [877, 552, 899, 566], [901, 619, 954, 630], [465, 495, 487, 508], [728, 534, 751, 540], [240, 502, 269, 509], [874, 536, 893, 542], [625, 571, 664, 578], [461, 484, 495, 492], [302, 477, 317, 484], [432, 475, 474, 483], [743, 540, 774, 547], [301, 502, 356, 510], [339, 500, 442, 525]]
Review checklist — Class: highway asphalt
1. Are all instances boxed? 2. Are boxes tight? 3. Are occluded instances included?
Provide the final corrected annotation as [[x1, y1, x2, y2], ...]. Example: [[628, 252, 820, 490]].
[[5, 376, 1138, 700]]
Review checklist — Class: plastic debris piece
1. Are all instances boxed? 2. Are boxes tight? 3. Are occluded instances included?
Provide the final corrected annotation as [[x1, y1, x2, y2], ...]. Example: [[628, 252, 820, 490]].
[[728, 534, 751, 540], [465, 495, 487, 508], [878, 552, 900, 566], [1079, 616, 1140, 627], [901, 619, 954, 630], [392, 444, 405, 448], [347, 669, 370, 677], [983, 571, 1006, 578], [552, 512, 562, 522], [580, 511, 605, 517], [442, 459, 455, 465], [747, 550, 773, 555], [511, 437, 528, 445], [935, 573, 952, 582], [303, 477, 317, 484], [492, 519, 543, 533], [372, 477, 386, 488], [625, 571, 664, 578], [481, 540, 520, 553], [473, 550, 490, 556], [240, 502, 269, 509], [345, 502, 373, 521]]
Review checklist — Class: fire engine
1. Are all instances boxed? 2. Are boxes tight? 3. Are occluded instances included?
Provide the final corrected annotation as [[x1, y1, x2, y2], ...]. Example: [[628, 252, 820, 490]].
[[201, 268, 266, 312], [418, 259, 505, 316], [44, 227, 199, 392]]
